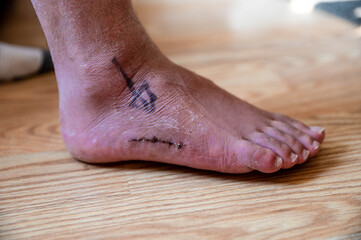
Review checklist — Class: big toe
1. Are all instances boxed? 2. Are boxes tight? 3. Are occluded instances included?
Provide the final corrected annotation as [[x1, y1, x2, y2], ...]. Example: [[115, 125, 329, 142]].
[[230, 140, 283, 173], [248, 131, 299, 169]]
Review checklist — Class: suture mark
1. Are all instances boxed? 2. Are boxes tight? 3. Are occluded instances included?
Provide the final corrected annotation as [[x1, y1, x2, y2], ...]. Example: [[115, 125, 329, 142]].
[[130, 136, 185, 150], [112, 57, 158, 113]]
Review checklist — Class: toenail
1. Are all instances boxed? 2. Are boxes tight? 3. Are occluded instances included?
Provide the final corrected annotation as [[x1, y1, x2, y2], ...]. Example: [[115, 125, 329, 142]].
[[310, 126, 325, 134], [290, 153, 298, 163], [313, 141, 320, 150], [302, 149, 310, 160], [275, 156, 283, 168]]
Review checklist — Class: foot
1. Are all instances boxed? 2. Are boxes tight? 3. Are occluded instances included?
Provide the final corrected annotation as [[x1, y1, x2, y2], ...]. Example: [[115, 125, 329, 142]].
[[32, 0, 325, 173], [60, 52, 325, 173]]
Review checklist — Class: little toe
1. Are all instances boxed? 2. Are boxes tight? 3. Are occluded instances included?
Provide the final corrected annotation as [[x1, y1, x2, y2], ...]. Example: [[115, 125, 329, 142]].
[[270, 120, 320, 157], [272, 114, 325, 143], [262, 126, 308, 165], [247, 132, 298, 169], [309, 126, 326, 143]]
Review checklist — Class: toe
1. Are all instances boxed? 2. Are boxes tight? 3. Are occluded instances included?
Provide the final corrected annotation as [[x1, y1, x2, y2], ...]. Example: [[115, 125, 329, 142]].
[[235, 140, 282, 173], [263, 126, 309, 165], [248, 132, 298, 169], [270, 120, 320, 157], [308, 126, 326, 143], [273, 114, 326, 143]]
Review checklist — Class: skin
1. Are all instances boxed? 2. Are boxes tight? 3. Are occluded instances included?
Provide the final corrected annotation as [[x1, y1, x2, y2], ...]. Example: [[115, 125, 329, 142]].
[[31, 0, 325, 173]]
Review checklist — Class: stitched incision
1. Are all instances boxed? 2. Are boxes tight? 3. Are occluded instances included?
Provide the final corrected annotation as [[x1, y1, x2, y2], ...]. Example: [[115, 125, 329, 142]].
[[130, 136, 185, 150]]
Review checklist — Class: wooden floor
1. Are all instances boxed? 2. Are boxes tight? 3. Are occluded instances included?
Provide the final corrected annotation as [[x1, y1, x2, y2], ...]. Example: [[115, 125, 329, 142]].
[[1, 0, 361, 239]]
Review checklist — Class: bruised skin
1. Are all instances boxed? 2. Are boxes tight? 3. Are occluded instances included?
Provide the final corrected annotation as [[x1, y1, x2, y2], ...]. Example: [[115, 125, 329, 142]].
[[31, 0, 325, 173]]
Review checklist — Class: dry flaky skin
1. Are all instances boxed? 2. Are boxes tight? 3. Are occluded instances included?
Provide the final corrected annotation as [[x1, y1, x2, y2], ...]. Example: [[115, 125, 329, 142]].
[[31, 0, 325, 173]]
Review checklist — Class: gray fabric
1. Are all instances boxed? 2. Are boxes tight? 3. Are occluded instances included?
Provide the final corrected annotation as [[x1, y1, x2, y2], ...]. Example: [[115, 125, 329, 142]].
[[315, 1, 361, 25]]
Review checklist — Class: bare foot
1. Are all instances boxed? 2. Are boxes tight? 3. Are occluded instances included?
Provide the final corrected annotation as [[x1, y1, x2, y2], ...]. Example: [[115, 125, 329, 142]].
[[32, 0, 325, 173], [61, 53, 325, 173]]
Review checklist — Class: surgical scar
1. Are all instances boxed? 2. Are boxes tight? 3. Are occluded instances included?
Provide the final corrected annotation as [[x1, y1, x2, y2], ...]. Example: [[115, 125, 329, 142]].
[[130, 136, 185, 150]]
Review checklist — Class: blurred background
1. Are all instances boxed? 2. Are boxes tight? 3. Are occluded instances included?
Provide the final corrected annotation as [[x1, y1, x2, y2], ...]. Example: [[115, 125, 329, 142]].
[[0, 0, 360, 82], [291, 0, 361, 25]]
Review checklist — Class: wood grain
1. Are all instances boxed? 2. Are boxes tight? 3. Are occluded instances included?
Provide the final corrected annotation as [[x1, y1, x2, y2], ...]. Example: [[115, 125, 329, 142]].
[[1, 0, 361, 239]]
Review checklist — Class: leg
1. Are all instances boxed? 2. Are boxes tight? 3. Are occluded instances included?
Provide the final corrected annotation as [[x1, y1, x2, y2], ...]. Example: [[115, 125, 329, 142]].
[[30, 0, 325, 173]]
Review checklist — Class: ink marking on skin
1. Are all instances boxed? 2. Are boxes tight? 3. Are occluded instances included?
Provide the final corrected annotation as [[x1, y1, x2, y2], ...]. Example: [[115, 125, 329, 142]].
[[112, 57, 158, 113], [130, 136, 185, 150]]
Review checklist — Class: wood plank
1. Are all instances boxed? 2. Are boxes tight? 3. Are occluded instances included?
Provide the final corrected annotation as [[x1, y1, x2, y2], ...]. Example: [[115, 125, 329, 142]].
[[0, 0, 360, 239]]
